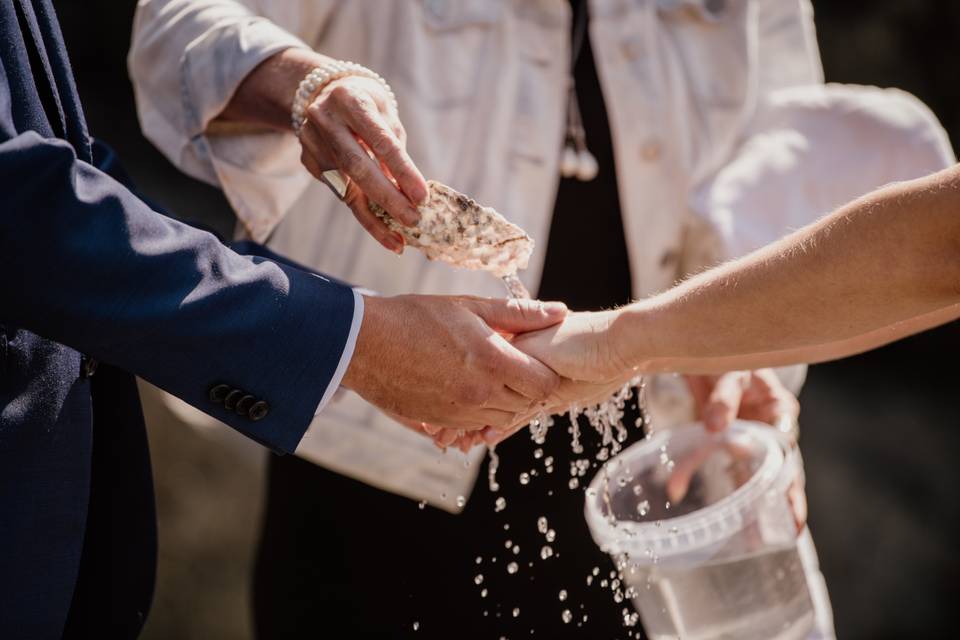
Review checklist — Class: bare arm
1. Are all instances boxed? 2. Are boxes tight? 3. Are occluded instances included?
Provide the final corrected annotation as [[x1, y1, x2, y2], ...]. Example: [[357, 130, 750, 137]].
[[517, 165, 960, 380]]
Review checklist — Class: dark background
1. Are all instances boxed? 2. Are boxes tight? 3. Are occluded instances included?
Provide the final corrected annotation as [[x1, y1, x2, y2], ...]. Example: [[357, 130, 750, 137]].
[[51, 2, 959, 639]]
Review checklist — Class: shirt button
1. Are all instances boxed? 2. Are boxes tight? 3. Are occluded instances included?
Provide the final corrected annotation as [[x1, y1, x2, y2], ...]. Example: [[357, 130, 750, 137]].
[[640, 138, 662, 162], [704, 0, 726, 18], [208, 384, 231, 403], [235, 394, 256, 416], [224, 389, 244, 411], [425, 0, 446, 19], [248, 400, 270, 422], [620, 38, 644, 61], [660, 249, 680, 268]]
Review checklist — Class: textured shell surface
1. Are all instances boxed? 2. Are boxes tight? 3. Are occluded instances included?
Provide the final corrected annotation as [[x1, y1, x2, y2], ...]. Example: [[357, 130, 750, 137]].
[[371, 180, 534, 278]]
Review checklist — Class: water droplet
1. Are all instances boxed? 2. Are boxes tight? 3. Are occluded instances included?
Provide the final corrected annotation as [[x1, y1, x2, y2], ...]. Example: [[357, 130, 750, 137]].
[[519, 472, 530, 485], [669, 526, 679, 534], [417, 500, 426, 510], [545, 529, 557, 543], [413, 621, 419, 631], [456, 495, 466, 508], [537, 516, 549, 534], [476, 556, 483, 564], [495, 497, 507, 512], [533, 448, 543, 459], [636, 500, 650, 516], [505, 539, 513, 549], [475, 574, 484, 585], [558, 589, 568, 601], [664, 500, 671, 510], [540, 545, 554, 560], [632, 485, 643, 496], [568, 478, 580, 490], [507, 562, 519, 574], [592, 566, 600, 576], [481, 588, 488, 597], [562, 609, 573, 624], [512, 607, 520, 618], [512, 545, 520, 555]]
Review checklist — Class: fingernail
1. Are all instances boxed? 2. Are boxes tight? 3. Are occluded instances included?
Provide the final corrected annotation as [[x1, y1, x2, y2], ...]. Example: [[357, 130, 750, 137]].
[[543, 301, 568, 314]]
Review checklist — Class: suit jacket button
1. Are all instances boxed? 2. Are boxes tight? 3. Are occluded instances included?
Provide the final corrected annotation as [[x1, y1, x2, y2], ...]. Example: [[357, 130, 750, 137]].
[[80, 356, 98, 379], [208, 384, 231, 403], [235, 394, 256, 415], [224, 389, 244, 410], [248, 400, 270, 422]]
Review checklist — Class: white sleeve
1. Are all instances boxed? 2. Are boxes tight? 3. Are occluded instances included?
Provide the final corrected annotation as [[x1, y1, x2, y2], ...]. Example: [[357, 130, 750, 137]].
[[311, 289, 365, 419], [128, 0, 339, 241]]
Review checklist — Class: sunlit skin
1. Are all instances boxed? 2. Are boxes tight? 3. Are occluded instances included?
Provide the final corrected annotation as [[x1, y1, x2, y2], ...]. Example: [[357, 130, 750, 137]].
[[517, 164, 960, 385]]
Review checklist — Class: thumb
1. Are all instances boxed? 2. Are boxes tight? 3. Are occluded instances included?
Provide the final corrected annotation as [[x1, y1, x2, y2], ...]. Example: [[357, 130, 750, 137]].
[[470, 298, 567, 335], [702, 371, 749, 432]]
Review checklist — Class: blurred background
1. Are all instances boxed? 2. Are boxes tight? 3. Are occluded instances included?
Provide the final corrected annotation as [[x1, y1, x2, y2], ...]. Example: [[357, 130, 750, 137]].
[[52, 2, 958, 638]]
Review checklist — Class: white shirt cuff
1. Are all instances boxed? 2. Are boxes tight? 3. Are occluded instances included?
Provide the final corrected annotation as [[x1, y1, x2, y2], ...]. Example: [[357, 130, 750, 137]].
[[313, 288, 364, 416]]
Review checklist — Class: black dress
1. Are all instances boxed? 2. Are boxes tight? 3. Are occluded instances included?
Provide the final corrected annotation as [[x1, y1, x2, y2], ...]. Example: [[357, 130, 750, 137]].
[[253, 2, 649, 637]]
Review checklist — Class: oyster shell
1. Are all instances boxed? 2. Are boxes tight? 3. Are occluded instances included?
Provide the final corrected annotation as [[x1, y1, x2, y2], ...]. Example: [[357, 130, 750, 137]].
[[371, 180, 533, 279]]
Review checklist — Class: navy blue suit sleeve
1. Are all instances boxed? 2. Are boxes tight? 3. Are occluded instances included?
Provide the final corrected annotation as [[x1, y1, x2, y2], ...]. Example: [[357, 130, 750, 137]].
[[0, 130, 356, 453]]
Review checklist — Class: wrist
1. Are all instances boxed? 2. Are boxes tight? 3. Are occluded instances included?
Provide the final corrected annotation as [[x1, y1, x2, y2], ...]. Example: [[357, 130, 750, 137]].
[[608, 304, 658, 375], [219, 48, 334, 131], [341, 294, 382, 393]]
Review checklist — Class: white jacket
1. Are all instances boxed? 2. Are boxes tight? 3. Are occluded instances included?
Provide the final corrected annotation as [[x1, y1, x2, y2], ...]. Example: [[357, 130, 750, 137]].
[[129, 0, 954, 511]]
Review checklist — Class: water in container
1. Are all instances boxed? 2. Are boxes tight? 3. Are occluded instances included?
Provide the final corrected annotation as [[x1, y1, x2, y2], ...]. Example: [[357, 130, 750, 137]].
[[585, 421, 817, 640]]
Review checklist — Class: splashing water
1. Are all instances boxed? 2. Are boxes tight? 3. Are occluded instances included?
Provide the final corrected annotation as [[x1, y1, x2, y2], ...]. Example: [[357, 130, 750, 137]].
[[487, 445, 501, 492]]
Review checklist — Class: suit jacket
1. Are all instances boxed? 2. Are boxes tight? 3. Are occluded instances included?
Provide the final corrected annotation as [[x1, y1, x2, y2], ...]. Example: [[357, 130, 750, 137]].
[[0, 1, 358, 637]]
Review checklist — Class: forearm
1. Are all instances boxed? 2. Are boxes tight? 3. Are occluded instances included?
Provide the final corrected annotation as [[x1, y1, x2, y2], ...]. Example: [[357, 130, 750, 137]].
[[0, 133, 357, 452], [619, 165, 960, 371]]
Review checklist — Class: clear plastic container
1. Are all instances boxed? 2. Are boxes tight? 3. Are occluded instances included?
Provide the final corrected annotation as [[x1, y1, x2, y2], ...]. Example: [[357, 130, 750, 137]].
[[585, 421, 815, 640]]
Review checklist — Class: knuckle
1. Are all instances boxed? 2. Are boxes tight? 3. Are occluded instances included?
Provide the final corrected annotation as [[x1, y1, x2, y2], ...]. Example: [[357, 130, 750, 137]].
[[327, 83, 354, 105], [369, 133, 399, 159], [305, 103, 332, 129], [342, 151, 369, 178]]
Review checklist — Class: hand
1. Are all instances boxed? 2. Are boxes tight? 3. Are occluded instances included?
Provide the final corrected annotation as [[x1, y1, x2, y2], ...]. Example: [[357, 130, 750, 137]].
[[218, 49, 426, 252], [299, 75, 427, 253], [684, 369, 800, 434], [680, 369, 806, 529], [512, 310, 632, 384], [429, 373, 634, 453], [342, 295, 567, 431]]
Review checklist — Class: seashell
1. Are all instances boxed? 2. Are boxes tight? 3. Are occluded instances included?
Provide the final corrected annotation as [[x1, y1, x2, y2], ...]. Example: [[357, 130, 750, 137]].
[[370, 180, 534, 278]]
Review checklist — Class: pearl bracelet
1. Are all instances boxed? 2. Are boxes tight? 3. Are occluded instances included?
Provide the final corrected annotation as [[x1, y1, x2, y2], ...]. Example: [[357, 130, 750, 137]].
[[291, 60, 398, 137]]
